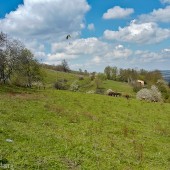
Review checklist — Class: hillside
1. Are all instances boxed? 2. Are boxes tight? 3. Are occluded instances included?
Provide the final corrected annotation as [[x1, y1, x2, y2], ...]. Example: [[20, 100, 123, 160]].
[[0, 81, 170, 169], [43, 69, 134, 95]]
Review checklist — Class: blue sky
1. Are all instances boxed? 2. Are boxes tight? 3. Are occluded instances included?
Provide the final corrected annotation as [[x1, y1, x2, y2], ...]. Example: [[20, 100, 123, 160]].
[[0, 0, 170, 72]]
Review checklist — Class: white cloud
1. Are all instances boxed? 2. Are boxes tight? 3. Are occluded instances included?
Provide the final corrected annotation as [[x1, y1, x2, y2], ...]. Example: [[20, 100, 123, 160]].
[[47, 53, 77, 61], [161, 0, 170, 4], [51, 38, 132, 59], [45, 38, 133, 66], [52, 37, 110, 55], [135, 51, 162, 62], [92, 56, 101, 64], [139, 6, 170, 23], [105, 45, 132, 59], [104, 21, 170, 44], [34, 51, 46, 60], [103, 6, 134, 19], [163, 48, 170, 52], [47, 37, 110, 65], [0, 0, 90, 42], [0, 0, 91, 65], [87, 23, 95, 31], [49, 37, 169, 71], [134, 50, 170, 63]]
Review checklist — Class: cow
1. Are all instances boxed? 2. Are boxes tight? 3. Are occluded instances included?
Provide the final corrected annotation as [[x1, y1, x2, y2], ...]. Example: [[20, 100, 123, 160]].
[[108, 91, 122, 97]]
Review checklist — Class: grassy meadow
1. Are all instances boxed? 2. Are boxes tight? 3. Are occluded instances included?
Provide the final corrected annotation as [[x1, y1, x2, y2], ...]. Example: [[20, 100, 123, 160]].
[[0, 70, 170, 169], [43, 69, 134, 95]]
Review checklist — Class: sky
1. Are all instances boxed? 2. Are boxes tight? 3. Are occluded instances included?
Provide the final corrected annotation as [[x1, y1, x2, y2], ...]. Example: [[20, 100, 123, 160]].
[[0, 0, 170, 72]]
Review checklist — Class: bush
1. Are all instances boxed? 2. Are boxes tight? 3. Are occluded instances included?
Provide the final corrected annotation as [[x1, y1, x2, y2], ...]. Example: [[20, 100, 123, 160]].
[[70, 81, 79, 92], [95, 88, 105, 95], [136, 85, 162, 102], [11, 73, 28, 87], [86, 90, 95, 94], [78, 75, 84, 80], [150, 85, 162, 102], [133, 85, 142, 92], [156, 80, 170, 102], [54, 79, 69, 90]]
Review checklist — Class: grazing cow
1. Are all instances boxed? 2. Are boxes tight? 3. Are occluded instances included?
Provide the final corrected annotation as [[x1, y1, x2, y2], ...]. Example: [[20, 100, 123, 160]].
[[124, 94, 130, 100], [113, 92, 122, 97], [108, 91, 122, 97], [108, 91, 115, 96]]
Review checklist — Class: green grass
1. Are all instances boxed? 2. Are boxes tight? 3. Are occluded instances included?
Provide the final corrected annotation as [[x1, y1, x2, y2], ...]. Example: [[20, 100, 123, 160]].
[[43, 69, 134, 96], [102, 80, 134, 95], [43, 69, 78, 87], [0, 85, 170, 169]]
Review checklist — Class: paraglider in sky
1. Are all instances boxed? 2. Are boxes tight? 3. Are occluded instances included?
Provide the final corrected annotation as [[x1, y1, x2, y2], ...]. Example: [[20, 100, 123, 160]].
[[66, 34, 72, 45], [66, 35, 71, 40]]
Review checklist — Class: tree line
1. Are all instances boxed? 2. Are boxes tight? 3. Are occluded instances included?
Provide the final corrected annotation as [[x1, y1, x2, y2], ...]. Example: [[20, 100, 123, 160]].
[[104, 66, 163, 85], [0, 32, 42, 86], [41, 59, 70, 73]]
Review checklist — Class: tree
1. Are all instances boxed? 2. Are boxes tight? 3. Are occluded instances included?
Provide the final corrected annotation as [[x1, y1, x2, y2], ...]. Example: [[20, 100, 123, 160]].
[[0, 32, 25, 84], [145, 70, 163, 85], [0, 32, 6, 83], [61, 59, 70, 72], [0, 32, 43, 86], [84, 70, 88, 75], [15, 48, 42, 87], [0, 50, 6, 84], [104, 66, 118, 80], [104, 66, 112, 80], [79, 68, 83, 74], [6, 39, 24, 81], [111, 66, 118, 80], [0, 32, 6, 46], [136, 85, 162, 102]]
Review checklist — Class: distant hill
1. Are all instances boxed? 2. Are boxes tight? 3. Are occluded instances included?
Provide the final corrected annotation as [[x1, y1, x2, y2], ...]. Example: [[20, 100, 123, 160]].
[[160, 70, 170, 83]]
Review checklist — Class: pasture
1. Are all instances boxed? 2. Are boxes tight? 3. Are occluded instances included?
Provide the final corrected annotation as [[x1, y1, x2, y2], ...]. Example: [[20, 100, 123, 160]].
[[0, 85, 170, 169], [43, 69, 134, 95]]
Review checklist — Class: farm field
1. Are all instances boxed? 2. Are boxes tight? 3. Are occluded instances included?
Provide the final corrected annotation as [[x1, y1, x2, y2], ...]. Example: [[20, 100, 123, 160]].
[[0, 84, 170, 169]]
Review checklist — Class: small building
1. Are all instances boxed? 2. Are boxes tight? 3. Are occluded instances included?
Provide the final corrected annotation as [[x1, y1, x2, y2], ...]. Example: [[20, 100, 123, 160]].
[[137, 80, 145, 86]]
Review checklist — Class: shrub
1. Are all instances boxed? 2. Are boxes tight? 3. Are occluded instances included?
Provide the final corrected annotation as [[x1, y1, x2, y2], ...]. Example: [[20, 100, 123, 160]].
[[90, 72, 96, 81], [54, 79, 69, 90], [156, 80, 170, 102], [150, 85, 162, 102], [136, 85, 162, 102], [78, 75, 84, 80], [86, 90, 95, 94], [133, 85, 142, 92], [95, 88, 105, 95], [70, 81, 79, 92]]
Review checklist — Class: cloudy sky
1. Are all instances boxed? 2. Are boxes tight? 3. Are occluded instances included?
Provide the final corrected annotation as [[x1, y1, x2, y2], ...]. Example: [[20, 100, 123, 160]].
[[0, 0, 170, 72]]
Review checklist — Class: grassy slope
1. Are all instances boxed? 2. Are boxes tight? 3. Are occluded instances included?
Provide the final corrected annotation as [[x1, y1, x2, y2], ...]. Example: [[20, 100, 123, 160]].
[[0, 85, 170, 169], [43, 69, 78, 85], [43, 69, 134, 95]]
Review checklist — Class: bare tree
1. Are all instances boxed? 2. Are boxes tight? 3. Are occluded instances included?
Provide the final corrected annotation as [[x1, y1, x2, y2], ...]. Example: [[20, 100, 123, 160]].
[[61, 59, 70, 72]]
